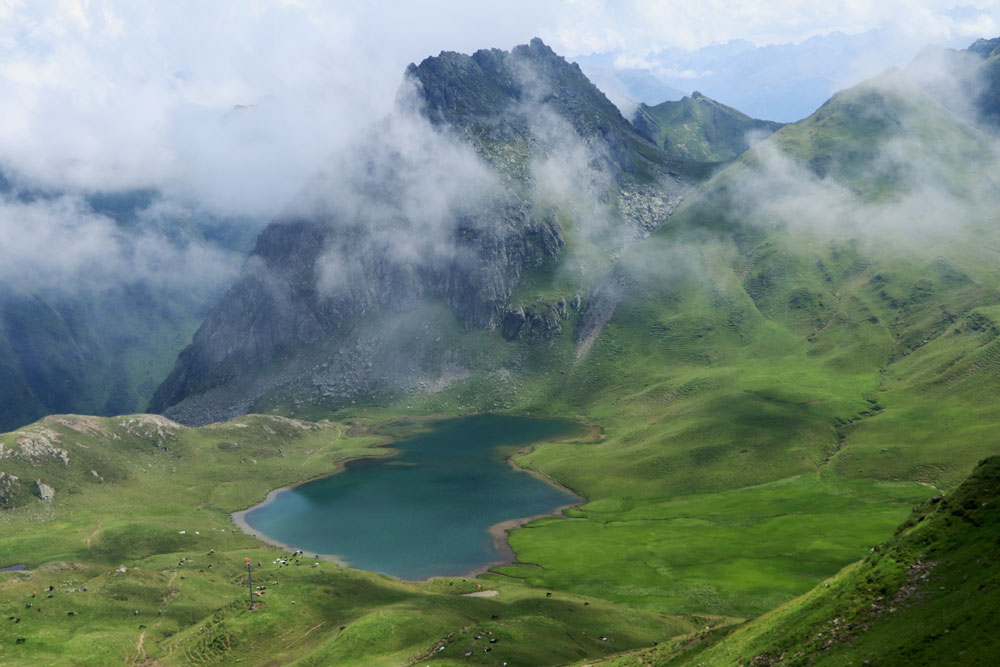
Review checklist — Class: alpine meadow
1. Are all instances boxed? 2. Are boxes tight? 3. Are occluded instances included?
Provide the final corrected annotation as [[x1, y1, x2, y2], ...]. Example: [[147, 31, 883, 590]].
[[2, 3, 1000, 665]]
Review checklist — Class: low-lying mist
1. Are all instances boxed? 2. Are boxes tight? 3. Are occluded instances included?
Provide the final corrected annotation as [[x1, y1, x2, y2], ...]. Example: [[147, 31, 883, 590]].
[[627, 44, 1000, 278]]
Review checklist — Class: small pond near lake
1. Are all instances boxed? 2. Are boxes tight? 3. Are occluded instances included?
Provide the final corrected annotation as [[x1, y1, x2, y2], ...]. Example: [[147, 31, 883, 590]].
[[238, 414, 586, 580]]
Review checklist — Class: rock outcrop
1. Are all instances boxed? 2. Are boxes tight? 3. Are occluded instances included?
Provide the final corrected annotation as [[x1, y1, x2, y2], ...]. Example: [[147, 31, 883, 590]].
[[0, 427, 70, 465], [35, 480, 54, 502], [0, 472, 19, 508], [501, 300, 569, 343]]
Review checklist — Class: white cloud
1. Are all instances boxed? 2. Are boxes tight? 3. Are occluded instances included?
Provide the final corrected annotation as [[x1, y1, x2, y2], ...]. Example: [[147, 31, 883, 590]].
[[0, 0, 997, 297], [0, 192, 240, 292], [0, 1, 565, 216], [1, 1, 996, 215], [547, 1, 1000, 56], [611, 53, 658, 70]]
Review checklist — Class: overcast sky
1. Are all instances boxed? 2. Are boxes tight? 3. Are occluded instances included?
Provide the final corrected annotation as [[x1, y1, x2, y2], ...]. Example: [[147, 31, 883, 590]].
[[0, 0, 997, 214]]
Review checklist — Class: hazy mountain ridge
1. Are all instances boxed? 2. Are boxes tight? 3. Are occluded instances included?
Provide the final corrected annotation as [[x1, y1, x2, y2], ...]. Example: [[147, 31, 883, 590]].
[[0, 175, 263, 432], [576, 29, 951, 122], [632, 91, 784, 162]]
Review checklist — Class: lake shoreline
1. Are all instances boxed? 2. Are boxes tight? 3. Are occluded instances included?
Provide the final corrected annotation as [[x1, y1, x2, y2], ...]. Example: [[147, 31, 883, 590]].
[[231, 489, 351, 567], [230, 413, 597, 582]]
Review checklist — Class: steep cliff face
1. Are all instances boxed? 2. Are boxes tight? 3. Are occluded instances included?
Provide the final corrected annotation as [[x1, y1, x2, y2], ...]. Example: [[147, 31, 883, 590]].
[[149, 199, 565, 421], [409, 37, 681, 179], [148, 220, 331, 412], [150, 39, 699, 424]]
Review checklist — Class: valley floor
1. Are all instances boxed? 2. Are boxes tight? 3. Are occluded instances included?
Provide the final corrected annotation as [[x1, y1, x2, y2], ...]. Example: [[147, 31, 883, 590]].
[[0, 413, 729, 665]]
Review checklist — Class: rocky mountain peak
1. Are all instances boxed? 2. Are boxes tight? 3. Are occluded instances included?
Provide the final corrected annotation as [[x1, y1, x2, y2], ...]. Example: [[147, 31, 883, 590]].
[[150, 39, 695, 424], [404, 37, 618, 121], [402, 38, 649, 177], [968, 37, 1000, 60]]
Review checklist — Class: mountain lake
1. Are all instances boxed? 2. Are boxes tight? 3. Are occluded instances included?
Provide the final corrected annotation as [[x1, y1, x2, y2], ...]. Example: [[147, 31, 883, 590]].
[[234, 414, 587, 579]]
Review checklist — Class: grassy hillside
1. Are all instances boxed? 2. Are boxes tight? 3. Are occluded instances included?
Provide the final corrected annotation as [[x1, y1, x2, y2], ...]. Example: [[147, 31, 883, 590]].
[[633, 92, 783, 163], [0, 413, 709, 665], [597, 454, 1000, 665]]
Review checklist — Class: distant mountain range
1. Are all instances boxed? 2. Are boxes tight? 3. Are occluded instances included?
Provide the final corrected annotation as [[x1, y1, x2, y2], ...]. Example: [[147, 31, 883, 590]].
[[575, 29, 970, 121]]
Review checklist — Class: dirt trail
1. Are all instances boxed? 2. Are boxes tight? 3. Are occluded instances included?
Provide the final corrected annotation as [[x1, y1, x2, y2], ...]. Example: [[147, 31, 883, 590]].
[[283, 622, 324, 650], [160, 570, 179, 605], [127, 631, 147, 666], [85, 520, 102, 549]]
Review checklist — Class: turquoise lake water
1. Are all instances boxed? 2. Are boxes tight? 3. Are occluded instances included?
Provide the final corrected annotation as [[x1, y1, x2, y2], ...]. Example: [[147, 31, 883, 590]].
[[242, 414, 584, 579]]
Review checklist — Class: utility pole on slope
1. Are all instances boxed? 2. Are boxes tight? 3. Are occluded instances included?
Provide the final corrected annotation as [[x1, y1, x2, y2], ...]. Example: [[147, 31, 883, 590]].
[[245, 557, 254, 610]]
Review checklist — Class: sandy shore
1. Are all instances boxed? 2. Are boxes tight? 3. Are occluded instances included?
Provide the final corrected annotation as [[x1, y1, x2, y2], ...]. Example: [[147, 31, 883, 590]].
[[231, 488, 350, 567], [469, 498, 582, 579]]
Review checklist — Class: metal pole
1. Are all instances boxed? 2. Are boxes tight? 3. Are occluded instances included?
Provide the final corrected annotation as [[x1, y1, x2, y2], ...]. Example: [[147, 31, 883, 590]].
[[245, 557, 253, 609]]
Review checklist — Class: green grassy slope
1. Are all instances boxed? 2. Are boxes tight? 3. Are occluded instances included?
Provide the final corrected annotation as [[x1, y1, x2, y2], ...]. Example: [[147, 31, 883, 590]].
[[633, 93, 783, 162], [0, 414, 707, 665], [476, 233, 948, 616], [600, 454, 1000, 666]]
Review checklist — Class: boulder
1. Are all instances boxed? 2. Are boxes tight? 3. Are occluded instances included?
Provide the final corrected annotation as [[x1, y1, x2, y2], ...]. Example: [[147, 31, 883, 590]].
[[35, 480, 55, 502]]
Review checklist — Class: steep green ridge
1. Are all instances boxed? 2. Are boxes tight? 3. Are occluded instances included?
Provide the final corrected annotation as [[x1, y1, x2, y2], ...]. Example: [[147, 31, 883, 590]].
[[599, 455, 1000, 665], [768, 68, 993, 196], [0, 413, 710, 665], [633, 92, 784, 162]]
